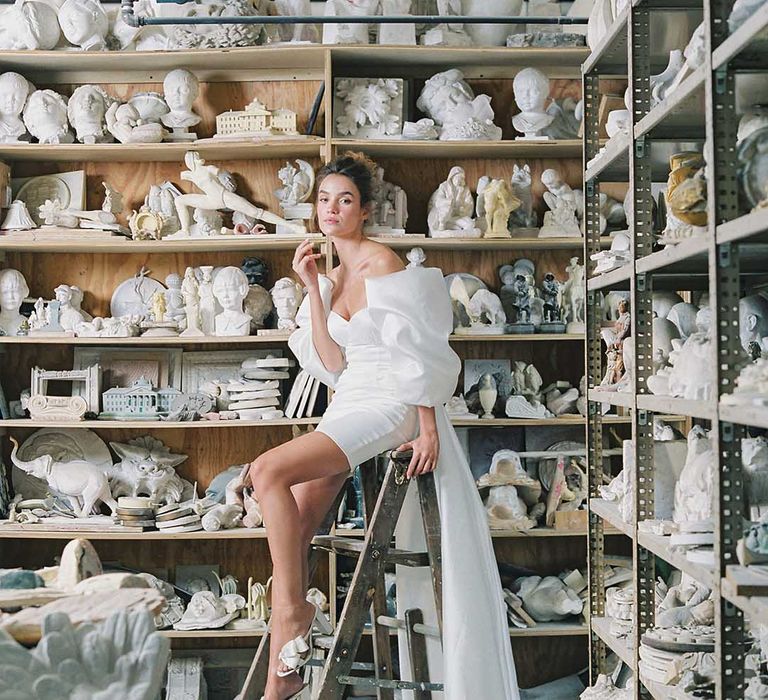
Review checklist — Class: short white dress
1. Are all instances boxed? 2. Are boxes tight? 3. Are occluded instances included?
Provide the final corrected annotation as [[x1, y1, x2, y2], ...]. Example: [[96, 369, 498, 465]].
[[288, 267, 520, 700]]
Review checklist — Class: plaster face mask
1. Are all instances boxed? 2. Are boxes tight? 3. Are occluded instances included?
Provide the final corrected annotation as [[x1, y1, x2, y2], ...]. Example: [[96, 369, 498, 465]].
[[0, 75, 28, 118]]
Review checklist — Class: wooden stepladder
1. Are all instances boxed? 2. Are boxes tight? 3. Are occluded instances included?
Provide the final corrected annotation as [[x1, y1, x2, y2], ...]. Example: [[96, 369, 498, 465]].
[[238, 449, 445, 700]]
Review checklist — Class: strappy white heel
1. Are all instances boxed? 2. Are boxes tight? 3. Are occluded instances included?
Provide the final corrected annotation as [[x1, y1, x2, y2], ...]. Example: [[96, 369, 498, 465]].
[[259, 684, 308, 700], [276, 602, 333, 678]]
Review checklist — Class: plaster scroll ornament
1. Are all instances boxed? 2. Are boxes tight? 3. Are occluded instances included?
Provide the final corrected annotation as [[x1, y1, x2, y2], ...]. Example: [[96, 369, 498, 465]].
[[334, 78, 404, 138], [1, 200, 36, 231], [484, 484, 537, 530], [562, 257, 585, 333], [271, 277, 304, 331], [515, 575, 584, 622], [591, 231, 631, 274], [9, 436, 118, 518], [0, 0, 60, 50], [651, 50, 685, 106], [421, 0, 472, 46], [106, 102, 167, 144], [401, 118, 439, 140], [0, 268, 29, 337], [511, 68, 554, 140], [322, 0, 377, 45], [659, 152, 708, 245], [449, 276, 506, 335], [539, 168, 582, 237], [174, 151, 305, 237], [58, 0, 109, 50], [213, 266, 252, 336], [0, 72, 33, 143], [273, 0, 319, 43], [673, 426, 715, 531], [378, 0, 415, 45], [416, 69, 502, 141], [67, 85, 114, 144], [23, 90, 74, 145], [161, 69, 202, 142], [427, 166, 480, 238], [406, 246, 426, 268]]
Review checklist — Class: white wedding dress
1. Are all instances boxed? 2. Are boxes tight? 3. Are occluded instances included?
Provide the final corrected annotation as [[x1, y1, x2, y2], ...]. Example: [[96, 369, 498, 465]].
[[288, 266, 520, 700]]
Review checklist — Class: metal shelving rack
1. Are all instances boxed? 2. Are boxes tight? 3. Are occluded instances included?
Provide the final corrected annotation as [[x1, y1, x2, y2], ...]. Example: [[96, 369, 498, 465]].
[[584, 0, 768, 697]]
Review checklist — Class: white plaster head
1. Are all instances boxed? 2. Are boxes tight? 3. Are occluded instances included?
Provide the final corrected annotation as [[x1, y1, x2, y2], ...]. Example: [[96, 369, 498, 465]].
[[212, 267, 249, 311], [0, 1, 60, 50], [166, 273, 182, 290], [0, 268, 29, 327], [23, 89, 71, 143], [740, 294, 768, 352], [271, 277, 303, 319], [163, 69, 199, 112], [185, 150, 204, 170], [0, 72, 32, 119], [58, 0, 109, 50], [541, 168, 562, 191], [54, 284, 74, 306], [416, 68, 474, 125], [447, 165, 467, 189], [67, 84, 112, 141], [513, 68, 550, 114]]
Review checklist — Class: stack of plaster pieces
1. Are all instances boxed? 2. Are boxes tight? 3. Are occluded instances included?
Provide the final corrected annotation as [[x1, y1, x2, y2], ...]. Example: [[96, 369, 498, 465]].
[[503, 568, 587, 629], [210, 356, 291, 421], [580, 675, 634, 700]]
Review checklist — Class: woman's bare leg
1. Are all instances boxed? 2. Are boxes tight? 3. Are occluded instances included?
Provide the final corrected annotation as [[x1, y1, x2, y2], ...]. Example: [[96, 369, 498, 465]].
[[250, 430, 350, 700]]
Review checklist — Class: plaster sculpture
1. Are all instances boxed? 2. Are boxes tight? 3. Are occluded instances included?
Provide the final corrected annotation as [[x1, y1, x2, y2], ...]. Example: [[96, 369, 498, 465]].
[[9, 436, 117, 517], [416, 69, 502, 141], [477, 449, 539, 488], [581, 674, 634, 700], [0, 72, 32, 143], [1, 200, 36, 231], [664, 23, 707, 97], [67, 85, 113, 144], [174, 590, 238, 630], [106, 103, 167, 144], [480, 178, 519, 239], [562, 257, 585, 333], [650, 51, 685, 106], [509, 163, 537, 230], [540, 168, 582, 237], [445, 394, 477, 420], [449, 276, 506, 335], [175, 151, 305, 236], [740, 294, 768, 353], [506, 362, 553, 418], [213, 266, 251, 336], [667, 302, 700, 341], [401, 118, 439, 140], [58, 0, 109, 50], [648, 330, 713, 399], [55, 285, 91, 332], [180, 266, 204, 337], [240, 259, 273, 332], [23, 90, 74, 145], [406, 247, 426, 268], [515, 575, 583, 622], [164, 273, 185, 325], [463, 0, 523, 46], [198, 265, 216, 335], [161, 69, 201, 142], [652, 317, 681, 371], [591, 231, 631, 274], [653, 290, 685, 319], [427, 166, 480, 237], [511, 68, 554, 140], [540, 272, 566, 333], [202, 503, 243, 531], [0, 268, 29, 336], [271, 277, 304, 331], [366, 166, 408, 234], [673, 426, 715, 530], [729, 0, 768, 33], [379, 0, 415, 45], [478, 373, 498, 419], [543, 96, 583, 140], [38, 182, 126, 233], [334, 78, 404, 138], [485, 485, 537, 530], [502, 273, 535, 333], [322, 0, 377, 44], [422, 0, 472, 46], [660, 152, 708, 245], [274, 159, 315, 231], [738, 125, 768, 210], [108, 436, 191, 506], [738, 105, 768, 146], [722, 358, 768, 407], [0, 0, 60, 50], [165, 0, 264, 50], [272, 0, 319, 43]]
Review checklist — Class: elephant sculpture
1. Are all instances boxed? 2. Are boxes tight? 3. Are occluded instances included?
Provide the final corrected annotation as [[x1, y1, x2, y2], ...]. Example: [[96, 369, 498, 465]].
[[9, 436, 117, 518]]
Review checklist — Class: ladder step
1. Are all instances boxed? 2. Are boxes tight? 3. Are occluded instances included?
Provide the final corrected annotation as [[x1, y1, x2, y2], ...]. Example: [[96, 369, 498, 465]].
[[376, 615, 440, 638], [338, 675, 444, 692], [311, 536, 430, 567]]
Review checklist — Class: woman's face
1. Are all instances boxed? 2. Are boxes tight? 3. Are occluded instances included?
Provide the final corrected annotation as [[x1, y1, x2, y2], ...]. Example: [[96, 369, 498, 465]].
[[316, 173, 368, 239]]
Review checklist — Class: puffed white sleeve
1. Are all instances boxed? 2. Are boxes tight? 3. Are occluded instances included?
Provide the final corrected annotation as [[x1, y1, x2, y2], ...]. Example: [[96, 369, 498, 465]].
[[287, 276, 345, 389], [366, 267, 461, 407]]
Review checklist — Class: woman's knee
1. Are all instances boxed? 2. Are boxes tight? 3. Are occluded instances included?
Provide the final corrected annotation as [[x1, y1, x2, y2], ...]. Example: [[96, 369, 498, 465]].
[[248, 451, 281, 496]]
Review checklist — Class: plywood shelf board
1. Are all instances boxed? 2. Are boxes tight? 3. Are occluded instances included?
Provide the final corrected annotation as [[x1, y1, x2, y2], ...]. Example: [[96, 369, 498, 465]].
[[637, 531, 716, 588], [635, 394, 716, 421], [0, 418, 319, 429], [589, 499, 634, 539], [588, 389, 634, 409], [587, 263, 632, 291], [591, 616, 636, 669], [331, 139, 583, 159]]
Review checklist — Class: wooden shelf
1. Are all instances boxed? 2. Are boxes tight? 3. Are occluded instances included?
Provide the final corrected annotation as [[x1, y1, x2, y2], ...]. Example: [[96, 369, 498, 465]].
[[591, 615, 635, 669], [450, 416, 589, 427], [0, 526, 269, 540], [161, 628, 265, 639], [721, 576, 768, 626], [0, 418, 319, 430], [634, 236, 710, 274], [372, 236, 588, 251], [584, 133, 630, 182], [636, 394, 715, 421], [0, 335, 291, 346], [590, 498, 634, 539], [449, 334, 584, 342], [717, 209, 768, 246], [586, 263, 632, 292], [588, 389, 634, 409], [637, 531, 716, 588], [508, 621, 588, 637]]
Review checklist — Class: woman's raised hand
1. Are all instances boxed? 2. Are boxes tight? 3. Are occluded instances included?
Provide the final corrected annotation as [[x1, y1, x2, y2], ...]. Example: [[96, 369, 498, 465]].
[[292, 238, 323, 290]]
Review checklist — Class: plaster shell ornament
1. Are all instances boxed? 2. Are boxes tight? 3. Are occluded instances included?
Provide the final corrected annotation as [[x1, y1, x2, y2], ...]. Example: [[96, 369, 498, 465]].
[[22, 90, 74, 145], [449, 276, 506, 335], [421, 0, 472, 46], [401, 118, 439, 140], [416, 69, 502, 141], [659, 151, 708, 245], [0, 72, 33, 143], [562, 257, 585, 333], [378, 0, 415, 45], [540, 168, 582, 237], [673, 426, 715, 530], [427, 166, 480, 238], [271, 277, 304, 331], [212, 266, 251, 337], [67, 85, 114, 144], [334, 78, 404, 138], [515, 575, 584, 622], [477, 449, 539, 488], [105, 102, 167, 144], [591, 231, 631, 274], [1, 200, 36, 231], [406, 246, 426, 268], [161, 69, 202, 142], [129, 91, 170, 125], [58, 0, 109, 50], [366, 165, 408, 234], [740, 294, 768, 353], [322, 0, 377, 44], [0, 268, 29, 337], [485, 485, 536, 530], [174, 151, 305, 237], [108, 436, 192, 506], [511, 68, 554, 140], [0, 0, 60, 50], [9, 436, 118, 518], [738, 125, 768, 211], [272, 0, 319, 43], [174, 590, 238, 630]]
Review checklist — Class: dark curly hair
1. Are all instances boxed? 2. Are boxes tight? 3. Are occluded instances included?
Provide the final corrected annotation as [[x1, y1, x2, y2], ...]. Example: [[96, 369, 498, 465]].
[[316, 151, 378, 206]]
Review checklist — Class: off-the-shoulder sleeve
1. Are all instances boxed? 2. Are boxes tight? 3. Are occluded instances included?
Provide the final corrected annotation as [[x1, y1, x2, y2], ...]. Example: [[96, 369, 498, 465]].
[[366, 267, 461, 407], [288, 276, 345, 389]]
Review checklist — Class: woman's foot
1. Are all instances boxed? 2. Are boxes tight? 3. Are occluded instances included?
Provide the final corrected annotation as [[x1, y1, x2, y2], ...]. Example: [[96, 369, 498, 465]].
[[262, 673, 304, 700], [263, 601, 316, 700]]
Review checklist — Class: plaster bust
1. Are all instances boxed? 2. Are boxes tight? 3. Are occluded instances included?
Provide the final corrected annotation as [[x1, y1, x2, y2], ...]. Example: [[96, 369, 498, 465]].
[[67, 85, 113, 144], [0, 268, 30, 336], [161, 69, 201, 140], [23, 90, 74, 144], [512, 68, 554, 140], [0, 0, 60, 50], [740, 294, 768, 353], [271, 277, 303, 331], [58, 0, 109, 51], [213, 266, 251, 337], [0, 72, 32, 143]]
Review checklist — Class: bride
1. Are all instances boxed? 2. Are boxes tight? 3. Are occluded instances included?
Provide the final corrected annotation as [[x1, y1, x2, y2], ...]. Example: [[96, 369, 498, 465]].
[[247, 152, 520, 700]]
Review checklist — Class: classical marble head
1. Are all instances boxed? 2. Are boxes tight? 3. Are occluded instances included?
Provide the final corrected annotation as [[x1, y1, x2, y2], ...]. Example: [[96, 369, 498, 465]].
[[212, 267, 249, 311], [416, 68, 474, 125], [271, 277, 303, 320], [162, 69, 201, 128], [58, 0, 109, 50], [0, 269, 30, 335], [513, 68, 550, 114], [0, 72, 32, 119], [23, 89, 71, 143], [67, 85, 111, 141], [740, 294, 768, 352]]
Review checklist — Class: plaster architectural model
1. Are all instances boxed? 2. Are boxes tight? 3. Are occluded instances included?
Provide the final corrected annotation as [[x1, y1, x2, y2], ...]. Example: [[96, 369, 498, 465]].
[[271, 277, 304, 331], [213, 266, 251, 336], [512, 68, 554, 140], [23, 90, 74, 144], [417, 69, 502, 141], [427, 166, 480, 237], [540, 169, 582, 237], [0, 268, 29, 336], [215, 98, 299, 139], [422, 0, 471, 46], [58, 0, 109, 51], [334, 78, 404, 137], [0, 0, 60, 50], [67, 85, 113, 144], [0, 72, 32, 143], [161, 69, 201, 141]]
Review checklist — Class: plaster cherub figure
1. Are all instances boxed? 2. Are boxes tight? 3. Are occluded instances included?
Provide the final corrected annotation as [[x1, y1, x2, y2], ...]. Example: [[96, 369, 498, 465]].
[[67, 85, 114, 144], [213, 266, 251, 336], [161, 69, 201, 142], [174, 151, 305, 237], [427, 166, 479, 237], [512, 68, 554, 140], [271, 277, 304, 331], [0, 268, 30, 336], [58, 0, 109, 51], [0, 72, 32, 143], [23, 90, 74, 144], [539, 168, 581, 237], [0, 0, 60, 50]]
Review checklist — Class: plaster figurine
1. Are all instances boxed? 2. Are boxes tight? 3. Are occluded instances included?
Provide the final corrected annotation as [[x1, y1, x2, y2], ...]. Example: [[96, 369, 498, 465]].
[[422, 0, 472, 46], [58, 0, 109, 50], [512, 68, 554, 140], [509, 163, 537, 230], [0, 0, 60, 50], [161, 69, 201, 142], [406, 247, 426, 268], [105, 102, 166, 144], [540, 272, 566, 333], [416, 69, 502, 141], [481, 178, 520, 238], [67, 85, 113, 144], [322, 0, 377, 45], [515, 575, 583, 622], [202, 503, 243, 531], [445, 394, 477, 420], [175, 151, 305, 236], [449, 276, 506, 335], [379, 0, 415, 45], [402, 118, 439, 140], [591, 231, 631, 274], [181, 266, 204, 337], [1, 200, 36, 231], [273, 0, 319, 43], [9, 436, 118, 518], [738, 105, 768, 146], [0, 72, 32, 143], [660, 151, 708, 244], [271, 277, 304, 331], [427, 166, 480, 237], [673, 426, 715, 530], [478, 373, 498, 419], [485, 485, 536, 530], [366, 166, 408, 234], [505, 274, 535, 333], [275, 159, 315, 211], [740, 294, 768, 353], [334, 78, 404, 138], [174, 590, 238, 630], [213, 266, 251, 336], [540, 169, 582, 237], [0, 268, 29, 336], [198, 265, 216, 335], [602, 299, 631, 353], [23, 90, 74, 145], [54, 285, 90, 333], [562, 257, 585, 333]]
